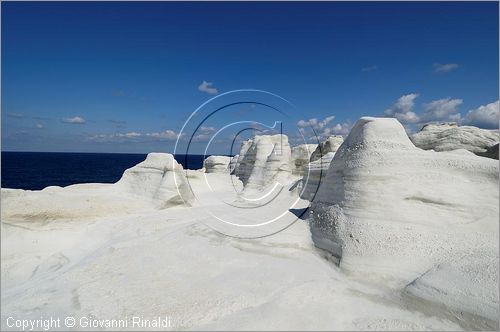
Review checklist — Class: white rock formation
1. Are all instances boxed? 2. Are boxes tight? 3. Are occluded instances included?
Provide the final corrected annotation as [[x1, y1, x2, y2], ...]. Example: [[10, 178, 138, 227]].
[[300, 152, 335, 201], [116, 153, 194, 208], [310, 135, 344, 162], [233, 135, 293, 189], [203, 155, 231, 173], [410, 122, 499, 155], [291, 144, 317, 175], [309, 117, 499, 323], [229, 155, 239, 173], [0, 153, 195, 221], [233, 139, 254, 179]]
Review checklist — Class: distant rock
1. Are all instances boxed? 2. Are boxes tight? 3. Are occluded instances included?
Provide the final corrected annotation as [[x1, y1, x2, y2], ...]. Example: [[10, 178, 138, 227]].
[[203, 155, 231, 173], [310, 135, 344, 162], [291, 144, 317, 175], [300, 152, 335, 201], [229, 155, 239, 173], [410, 122, 499, 156], [116, 153, 194, 208], [233, 139, 254, 180], [477, 143, 499, 160], [233, 135, 292, 189], [309, 117, 499, 323]]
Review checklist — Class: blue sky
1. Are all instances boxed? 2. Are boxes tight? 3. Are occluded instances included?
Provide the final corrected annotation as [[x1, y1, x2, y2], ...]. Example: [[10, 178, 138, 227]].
[[2, 1, 499, 154]]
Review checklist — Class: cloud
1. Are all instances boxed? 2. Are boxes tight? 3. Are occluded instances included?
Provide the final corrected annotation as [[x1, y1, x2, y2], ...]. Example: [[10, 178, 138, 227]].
[[362, 65, 378, 72], [62, 116, 86, 124], [421, 97, 463, 122], [35, 123, 43, 129], [198, 81, 218, 95], [145, 129, 179, 140], [297, 116, 335, 130], [7, 112, 24, 118], [297, 115, 351, 140], [385, 93, 420, 123], [89, 129, 182, 143], [462, 100, 499, 129], [433, 63, 459, 73], [199, 126, 217, 135]]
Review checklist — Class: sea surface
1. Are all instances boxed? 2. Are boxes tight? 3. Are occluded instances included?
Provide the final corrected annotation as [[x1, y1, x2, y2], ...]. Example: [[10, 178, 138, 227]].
[[1, 152, 212, 190]]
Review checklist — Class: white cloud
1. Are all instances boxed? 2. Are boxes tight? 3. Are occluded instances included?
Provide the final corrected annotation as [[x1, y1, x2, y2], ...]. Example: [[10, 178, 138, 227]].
[[62, 116, 86, 124], [421, 97, 463, 122], [199, 126, 217, 135], [198, 81, 218, 95], [35, 123, 43, 129], [145, 129, 179, 140], [433, 63, 459, 73], [362, 65, 378, 72], [462, 100, 499, 129], [121, 132, 141, 138], [89, 129, 182, 142], [385, 93, 420, 123], [297, 115, 351, 140], [297, 116, 335, 130]]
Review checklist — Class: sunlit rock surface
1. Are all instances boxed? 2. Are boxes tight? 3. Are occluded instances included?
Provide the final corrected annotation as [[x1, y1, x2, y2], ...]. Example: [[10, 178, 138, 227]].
[[203, 155, 231, 173], [310, 135, 344, 162], [410, 122, 499, 156], [309, 117, 499, 325], [291, 144, 318, 175]]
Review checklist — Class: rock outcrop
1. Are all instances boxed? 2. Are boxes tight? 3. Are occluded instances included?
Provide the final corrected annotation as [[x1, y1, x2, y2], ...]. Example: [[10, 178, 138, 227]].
[[203, 155, 231, 173], [410, 123, 499, 156], [229, 155, 239, 173], [477, 143, 499, 160], [116, 153, 194, 208], [291, 144, 317, 175], [233, 135, 292, 189], [300, 152, 335, 201], [309, 117, 499, 323], [310, 135, 344, 162]]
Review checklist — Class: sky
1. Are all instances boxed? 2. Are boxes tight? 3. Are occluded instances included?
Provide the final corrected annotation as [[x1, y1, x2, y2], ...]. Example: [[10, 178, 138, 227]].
[[2, 1, 499, 154]]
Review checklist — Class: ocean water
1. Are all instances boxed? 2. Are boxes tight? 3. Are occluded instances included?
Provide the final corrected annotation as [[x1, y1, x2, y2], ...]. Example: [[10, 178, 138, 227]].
[[1, 152, 211, 190]]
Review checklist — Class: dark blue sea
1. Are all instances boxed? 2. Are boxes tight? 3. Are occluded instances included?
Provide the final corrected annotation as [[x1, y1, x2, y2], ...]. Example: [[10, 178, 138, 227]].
[[1, 152, 212, 190]]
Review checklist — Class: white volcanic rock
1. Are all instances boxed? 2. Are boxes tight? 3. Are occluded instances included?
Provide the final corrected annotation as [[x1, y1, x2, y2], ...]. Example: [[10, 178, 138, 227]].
[[233, 135, 293, 189], [229, 155, 239, 173], [478, 143, 499, 159], [410, 122, 499, 155], [116, 153, 194, 208], [203, 155, 231, 173], [233, 139, 254, 180], [405, 252, 499, 327], [310, 135, 344, 162], [300, 152, 335, 201], [291, 144, 318, 175], [0, 154, 194, 221], [309, 117, 499, 324]]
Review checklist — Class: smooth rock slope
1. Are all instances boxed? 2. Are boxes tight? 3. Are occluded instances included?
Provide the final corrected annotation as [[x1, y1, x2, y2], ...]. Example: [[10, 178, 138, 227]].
[[300, 152, 335, 201], [232, 135, 293, 189], [309, 117, 499, 326], [291, 144, 318, 175], [116, 153, 194, 208], [1, 153, 195, 222]]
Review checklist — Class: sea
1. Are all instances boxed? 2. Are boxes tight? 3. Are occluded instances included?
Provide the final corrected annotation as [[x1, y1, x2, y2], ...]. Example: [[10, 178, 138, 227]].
[[1, 152, 214, 191]]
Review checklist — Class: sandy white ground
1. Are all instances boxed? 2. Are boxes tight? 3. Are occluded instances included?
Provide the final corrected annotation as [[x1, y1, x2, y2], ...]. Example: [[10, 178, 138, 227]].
[[1, 174, 465, 331]]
